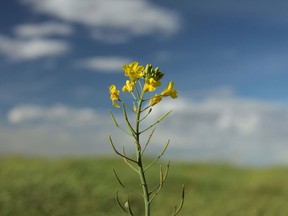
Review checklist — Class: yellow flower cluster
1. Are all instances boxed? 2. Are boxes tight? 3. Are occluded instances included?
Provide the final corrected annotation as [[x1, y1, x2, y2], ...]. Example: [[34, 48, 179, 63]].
[[109, 62, 178, 108], [122, 62, 144, 81]]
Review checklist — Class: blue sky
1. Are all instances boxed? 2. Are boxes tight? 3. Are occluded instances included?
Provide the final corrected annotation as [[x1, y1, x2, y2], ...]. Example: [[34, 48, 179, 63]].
[[1, 0, 288, 166]]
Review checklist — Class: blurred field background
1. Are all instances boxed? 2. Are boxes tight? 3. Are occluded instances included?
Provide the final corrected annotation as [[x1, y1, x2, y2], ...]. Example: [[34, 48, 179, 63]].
[[0, 156, 288, 216]]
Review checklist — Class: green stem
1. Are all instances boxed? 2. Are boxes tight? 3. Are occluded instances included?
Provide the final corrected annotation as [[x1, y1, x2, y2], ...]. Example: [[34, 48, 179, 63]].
[[135, 88, 150, 216]]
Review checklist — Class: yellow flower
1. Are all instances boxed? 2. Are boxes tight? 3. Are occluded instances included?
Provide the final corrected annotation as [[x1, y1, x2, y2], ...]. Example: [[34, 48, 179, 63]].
[[122, 62, 144, 81], [109, 84, 120, 100], [109, 84, 120, 108], [111, 100, 120, 108], [161, 81, 178, 98], [150, 94, 162, 106], [122, 80, 135, 92], [143, 78, 161, 92]]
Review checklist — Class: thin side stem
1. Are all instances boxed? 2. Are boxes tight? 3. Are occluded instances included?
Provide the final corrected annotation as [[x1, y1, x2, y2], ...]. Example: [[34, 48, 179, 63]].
[[140, 110, 172, 134], [144, 140, 170, 172]]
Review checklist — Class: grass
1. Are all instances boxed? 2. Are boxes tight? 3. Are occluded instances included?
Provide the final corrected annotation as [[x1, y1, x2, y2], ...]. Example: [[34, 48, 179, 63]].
[[0, 156, 288, 216]]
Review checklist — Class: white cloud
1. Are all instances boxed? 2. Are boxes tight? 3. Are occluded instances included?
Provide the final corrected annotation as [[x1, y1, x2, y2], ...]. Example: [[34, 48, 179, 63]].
[[14, 21, 73, 38], [21, 0, 181, 42], [7, 104, 102, 127], [3, 104, 122, 156], [0, 35, 70, 60], [3, 94, 288, 166], [151, 97, 288, 165], [0, 124, 111, 156], [75, 56, 131, 72]]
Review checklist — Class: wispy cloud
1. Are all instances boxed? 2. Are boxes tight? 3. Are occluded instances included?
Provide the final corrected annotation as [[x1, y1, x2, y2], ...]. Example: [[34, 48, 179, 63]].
[[14, 21, 73, 38], [21, 0, 181, 42], [4, 92, 288, 166], [0, 35, 70, 61], [0, 20, 73, 61], [75, 56, 131, 72], [187, 1, 288, 25], [91, 29, 131, 44]]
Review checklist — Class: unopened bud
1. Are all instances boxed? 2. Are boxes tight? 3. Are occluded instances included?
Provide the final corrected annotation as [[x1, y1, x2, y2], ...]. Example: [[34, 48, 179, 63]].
[[144, 64, 152, 74], [148, 108, 152, 114], [133, 102, 137, 112]]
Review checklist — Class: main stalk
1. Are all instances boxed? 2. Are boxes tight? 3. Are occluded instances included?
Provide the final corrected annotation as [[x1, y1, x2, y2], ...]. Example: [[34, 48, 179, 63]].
[[135, 89, 150, 216]]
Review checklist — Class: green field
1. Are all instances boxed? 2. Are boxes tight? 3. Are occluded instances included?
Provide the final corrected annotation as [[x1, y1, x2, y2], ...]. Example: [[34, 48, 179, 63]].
[[0, 156, 288, 216]]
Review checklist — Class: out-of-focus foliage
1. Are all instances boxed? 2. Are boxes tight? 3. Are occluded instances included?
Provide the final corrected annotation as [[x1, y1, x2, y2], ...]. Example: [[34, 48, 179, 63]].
[[0, 156, 288, 216]]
